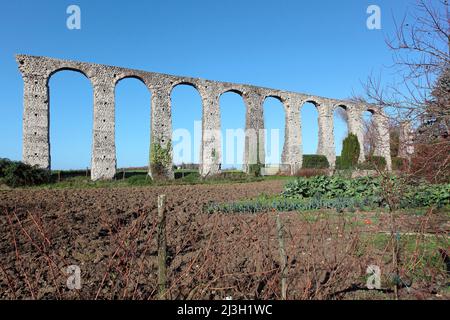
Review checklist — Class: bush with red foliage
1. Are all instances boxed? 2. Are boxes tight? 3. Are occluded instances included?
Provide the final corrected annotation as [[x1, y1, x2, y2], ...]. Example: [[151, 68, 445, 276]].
[[408, 137, 450, 184]]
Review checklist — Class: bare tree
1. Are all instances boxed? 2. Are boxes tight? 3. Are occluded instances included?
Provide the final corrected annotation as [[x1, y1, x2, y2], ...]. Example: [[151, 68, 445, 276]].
[[363, 115, 377, 157], [358, 0, 449, 181], [356, 2, 449, 298]]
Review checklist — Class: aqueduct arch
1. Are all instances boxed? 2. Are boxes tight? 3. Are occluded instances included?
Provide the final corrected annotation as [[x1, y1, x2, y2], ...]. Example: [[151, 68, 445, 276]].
[[16, 54, 392, 180]]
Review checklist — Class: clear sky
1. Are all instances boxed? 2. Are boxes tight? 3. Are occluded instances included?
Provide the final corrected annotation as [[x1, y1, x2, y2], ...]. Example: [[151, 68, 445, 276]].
[[0, 0, 419, 169]]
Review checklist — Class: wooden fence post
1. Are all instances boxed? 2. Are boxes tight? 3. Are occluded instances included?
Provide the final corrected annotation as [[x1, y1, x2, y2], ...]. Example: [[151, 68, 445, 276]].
[[157, 194, 167, 299], [276, 213, 288, 300]]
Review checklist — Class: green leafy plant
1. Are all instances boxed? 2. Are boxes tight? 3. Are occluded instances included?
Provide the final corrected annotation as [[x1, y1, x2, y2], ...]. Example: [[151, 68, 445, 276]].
[[282, 175, 449, 209], [205, 195, 383, 214], [401, 183, 450, 208]]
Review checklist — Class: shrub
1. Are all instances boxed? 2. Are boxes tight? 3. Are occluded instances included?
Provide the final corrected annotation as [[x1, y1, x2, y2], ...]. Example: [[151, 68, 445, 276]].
[[340, 134, 360, 169], [248, 163, 262, 177], [409, 138, 450, 184], [335, 156, 343, 170], [302, 155, 330, 169], [392, 157, 406, 171], [0, 158, 13, 177], [2, 161, 51, 187], [357, 156, 387, 170], [248, 164, 261, 177]]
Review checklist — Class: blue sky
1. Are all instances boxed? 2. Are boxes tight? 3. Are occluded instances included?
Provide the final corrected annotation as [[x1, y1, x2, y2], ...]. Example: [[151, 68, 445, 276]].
[[0, 0, 418, 169]]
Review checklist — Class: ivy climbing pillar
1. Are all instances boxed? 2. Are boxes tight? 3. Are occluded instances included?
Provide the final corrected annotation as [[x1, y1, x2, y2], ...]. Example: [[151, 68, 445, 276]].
[[149, 85, 174, 180]]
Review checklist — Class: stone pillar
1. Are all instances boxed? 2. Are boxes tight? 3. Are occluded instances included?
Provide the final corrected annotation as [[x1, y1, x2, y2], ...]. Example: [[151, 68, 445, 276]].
[[317, 104, 336, 168], [372, 116, 383, 157], [374, 111, 392, 170], [282, 97, 302, 175], [199, 87, 221, 177], [347, 107, 366, 163], [398, 120, 414, 158], [149, 85, 174, 180], [91, 77, 117, 180], [243, 92, 265, 173], [21, 75, 51, 169]]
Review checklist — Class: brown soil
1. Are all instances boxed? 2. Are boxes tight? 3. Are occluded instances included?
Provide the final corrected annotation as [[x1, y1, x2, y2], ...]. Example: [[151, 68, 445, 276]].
[[0, 180, 448, 300]]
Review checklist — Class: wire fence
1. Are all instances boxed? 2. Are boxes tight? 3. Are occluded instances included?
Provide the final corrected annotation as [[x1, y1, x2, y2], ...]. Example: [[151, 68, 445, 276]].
[[0, 200, 448, 300]]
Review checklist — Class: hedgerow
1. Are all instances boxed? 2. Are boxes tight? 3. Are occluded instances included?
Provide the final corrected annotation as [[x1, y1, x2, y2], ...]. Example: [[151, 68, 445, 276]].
[[0, 158, 51, 187], [302, 155, 330, 169]]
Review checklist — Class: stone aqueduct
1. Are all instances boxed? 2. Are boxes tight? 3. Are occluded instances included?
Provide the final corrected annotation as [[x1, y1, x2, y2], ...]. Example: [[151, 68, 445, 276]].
[[16, 54, 392, 180]]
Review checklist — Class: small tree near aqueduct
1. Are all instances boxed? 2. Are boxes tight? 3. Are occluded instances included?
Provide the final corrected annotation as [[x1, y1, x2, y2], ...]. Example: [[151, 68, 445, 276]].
[[340, 133, 360, 169]]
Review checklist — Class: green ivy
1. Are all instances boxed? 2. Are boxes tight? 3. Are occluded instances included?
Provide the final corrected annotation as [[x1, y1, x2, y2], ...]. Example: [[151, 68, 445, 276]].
[[150, 141, 172, 176], [211, 148, 217, 161]]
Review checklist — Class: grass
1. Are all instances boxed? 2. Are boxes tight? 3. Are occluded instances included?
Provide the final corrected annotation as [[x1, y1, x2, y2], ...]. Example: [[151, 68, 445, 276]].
[[12, 169, 291, 190], [395, 207, 437, 216], [297, 210, 449, 286], [362, 232, 450, 283]]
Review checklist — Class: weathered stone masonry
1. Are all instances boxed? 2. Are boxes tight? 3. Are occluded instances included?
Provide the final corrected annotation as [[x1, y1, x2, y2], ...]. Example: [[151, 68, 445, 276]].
[[16, 54, 392, 180]]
